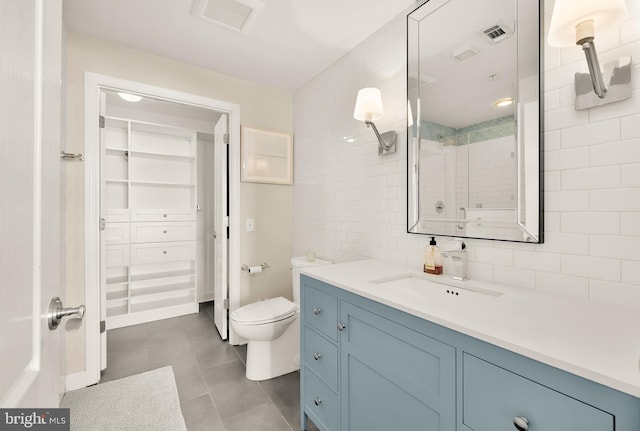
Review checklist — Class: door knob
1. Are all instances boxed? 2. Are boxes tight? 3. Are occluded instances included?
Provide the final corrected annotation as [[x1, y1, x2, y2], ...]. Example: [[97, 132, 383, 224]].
[[313, 307, 321, 315], [338, 322, 346, 331], [513, 416, 529, 431], [48, 297, 85, 331]]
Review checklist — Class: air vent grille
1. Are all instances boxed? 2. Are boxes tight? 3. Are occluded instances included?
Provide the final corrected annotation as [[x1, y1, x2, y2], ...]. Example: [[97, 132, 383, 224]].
[[484, 25, 505, 40], [480, 22, 513, 44]]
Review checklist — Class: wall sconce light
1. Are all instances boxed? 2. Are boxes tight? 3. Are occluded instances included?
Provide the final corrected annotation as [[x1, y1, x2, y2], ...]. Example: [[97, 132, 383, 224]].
[[548, 0, 631, 110], [353, 88, 397, 155]]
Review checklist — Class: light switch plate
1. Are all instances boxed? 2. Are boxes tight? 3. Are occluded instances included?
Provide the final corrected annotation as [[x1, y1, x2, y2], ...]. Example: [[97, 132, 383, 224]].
[[246, 218, 255, 232]]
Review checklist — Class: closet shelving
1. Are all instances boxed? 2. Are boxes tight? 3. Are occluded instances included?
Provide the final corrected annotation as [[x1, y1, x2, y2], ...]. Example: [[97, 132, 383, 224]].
[[102, 115, 199, 329]]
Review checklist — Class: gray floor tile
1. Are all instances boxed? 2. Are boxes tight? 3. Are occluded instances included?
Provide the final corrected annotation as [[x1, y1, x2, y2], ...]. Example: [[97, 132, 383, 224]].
[[146, 316, 183, 333], [152, 356, 208, 403], [260, 371, 302, 429], [202, 360, 271, 419], [101, 347, 149, 383], [104, 311, 312, 431], [180, 393, 225, 431], [223, 403, 292, 431], [193, 342, 238, 370], [107, 324, 147, 355], [149, 338, 193, 365], [232, 344, 247, 365]]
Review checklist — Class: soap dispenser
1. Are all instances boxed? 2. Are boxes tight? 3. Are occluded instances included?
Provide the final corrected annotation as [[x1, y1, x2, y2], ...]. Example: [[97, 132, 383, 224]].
[[424, 237, 443, 275]]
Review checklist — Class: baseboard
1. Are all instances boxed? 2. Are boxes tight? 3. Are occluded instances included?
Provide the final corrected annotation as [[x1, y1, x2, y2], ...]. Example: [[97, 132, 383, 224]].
[[65, 371, 89, 391]]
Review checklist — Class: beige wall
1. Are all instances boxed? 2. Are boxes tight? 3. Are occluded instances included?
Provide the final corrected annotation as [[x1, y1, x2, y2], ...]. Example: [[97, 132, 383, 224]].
[[64, 33, 293, 374]]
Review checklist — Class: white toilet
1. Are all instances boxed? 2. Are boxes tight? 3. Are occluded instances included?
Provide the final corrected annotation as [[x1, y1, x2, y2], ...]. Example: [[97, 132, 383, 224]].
[[230, 256, 331, 381]]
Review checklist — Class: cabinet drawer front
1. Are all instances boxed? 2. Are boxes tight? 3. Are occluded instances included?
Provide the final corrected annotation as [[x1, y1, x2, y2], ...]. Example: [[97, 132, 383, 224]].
[[303, 285, 338, 342], [463, 353, 614, 431], [105, 209, 129, 223], [130, 209, 196, 222], [304, 327, 338, 392], [106, 244, 130, 267], [130, 222, 196, 243], [131, 241, 195, 264], [105, 223, 130, 245], [305, 367, 338, 431]]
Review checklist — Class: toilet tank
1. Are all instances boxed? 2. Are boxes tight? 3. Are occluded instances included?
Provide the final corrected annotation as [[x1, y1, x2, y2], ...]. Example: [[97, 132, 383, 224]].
[[291, 256, 332, 305]]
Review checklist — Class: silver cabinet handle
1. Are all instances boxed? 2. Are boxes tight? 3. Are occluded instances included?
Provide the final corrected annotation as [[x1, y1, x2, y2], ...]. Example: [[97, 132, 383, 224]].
[[314, 398, 322, 406], [313, 353, 321, 361], [48, 297, 85, 331], [338, 322, 346, 331], [163, 250, 168, 254], [513, 417, 529, 431], [313, 307, 321, 315]]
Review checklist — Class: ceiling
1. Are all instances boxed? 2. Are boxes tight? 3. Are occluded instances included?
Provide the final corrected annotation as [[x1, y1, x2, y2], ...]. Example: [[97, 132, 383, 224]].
[[63, 0, 417, 91]]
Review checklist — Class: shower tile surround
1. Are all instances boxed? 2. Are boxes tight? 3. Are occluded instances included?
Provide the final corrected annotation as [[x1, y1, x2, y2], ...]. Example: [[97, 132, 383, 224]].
[[293, 1, 640, 309]]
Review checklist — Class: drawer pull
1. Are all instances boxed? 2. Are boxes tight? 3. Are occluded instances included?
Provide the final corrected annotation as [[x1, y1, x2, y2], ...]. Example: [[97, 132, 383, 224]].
[[314, 398, 322, 406], [162, 250, 168, 255], [313, 307, 321, 315], [163, 213, 168, 218], [513, 417, 529, 431], [338, 322, 346, 331], [163, 230, 168, 234], [313, 352, 322, 361]]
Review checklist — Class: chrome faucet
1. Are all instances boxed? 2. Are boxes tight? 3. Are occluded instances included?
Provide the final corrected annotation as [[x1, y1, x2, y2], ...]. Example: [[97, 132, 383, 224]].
[[442, 240, 468, 281]]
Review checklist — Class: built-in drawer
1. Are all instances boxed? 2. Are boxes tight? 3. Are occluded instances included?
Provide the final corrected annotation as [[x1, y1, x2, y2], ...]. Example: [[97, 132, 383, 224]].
[[130, 241, 195, 265], [463, 353, 614, 431], [105, 244, 130, 267], [130, 209, 196, 222], [304, 285, 338, 342], [130, 222, 196, 243], [105, 209, 129, 223], [305, 366, 338, 431], [105, 222, 130, 245], [304, 327, 338, 392]]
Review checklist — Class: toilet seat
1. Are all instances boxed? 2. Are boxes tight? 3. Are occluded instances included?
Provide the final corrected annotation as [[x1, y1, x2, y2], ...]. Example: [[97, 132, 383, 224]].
[[231, 297, 296, 326]]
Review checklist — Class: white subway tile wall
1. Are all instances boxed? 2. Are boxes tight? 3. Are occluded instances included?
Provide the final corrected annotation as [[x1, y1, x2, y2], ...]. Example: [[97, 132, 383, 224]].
[[293, 1, 640, 310]]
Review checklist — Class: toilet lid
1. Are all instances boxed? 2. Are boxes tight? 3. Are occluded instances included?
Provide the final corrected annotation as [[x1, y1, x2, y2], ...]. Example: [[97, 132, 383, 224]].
[[230, 297, 296, 325]]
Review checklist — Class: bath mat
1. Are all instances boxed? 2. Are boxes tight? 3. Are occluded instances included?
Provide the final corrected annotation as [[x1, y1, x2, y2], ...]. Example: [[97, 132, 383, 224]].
[[61, 366, 187, 431]]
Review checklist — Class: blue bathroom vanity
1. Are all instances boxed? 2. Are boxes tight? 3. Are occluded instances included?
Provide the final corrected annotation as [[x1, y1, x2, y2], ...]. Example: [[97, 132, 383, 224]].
[[299, 260, 640, 431]]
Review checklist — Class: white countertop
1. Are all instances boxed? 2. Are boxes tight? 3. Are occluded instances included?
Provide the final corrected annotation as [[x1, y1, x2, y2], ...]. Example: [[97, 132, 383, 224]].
[[301, 259, 640, 398]]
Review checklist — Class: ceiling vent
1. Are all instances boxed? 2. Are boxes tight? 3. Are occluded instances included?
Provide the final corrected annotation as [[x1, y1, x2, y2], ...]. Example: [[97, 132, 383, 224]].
[[480, 22, 514, 44], [191, 0, 264, 34]]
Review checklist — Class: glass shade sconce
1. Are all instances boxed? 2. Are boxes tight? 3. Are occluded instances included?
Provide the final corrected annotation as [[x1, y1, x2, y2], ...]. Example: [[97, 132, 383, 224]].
[[548, 0, 632, 110], [353, 88, 397, 155]]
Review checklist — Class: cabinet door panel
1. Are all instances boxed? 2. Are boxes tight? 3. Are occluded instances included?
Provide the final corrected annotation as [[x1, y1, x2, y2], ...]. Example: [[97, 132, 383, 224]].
[[340, 301, 456, 431], [463, 353, 614, 431]]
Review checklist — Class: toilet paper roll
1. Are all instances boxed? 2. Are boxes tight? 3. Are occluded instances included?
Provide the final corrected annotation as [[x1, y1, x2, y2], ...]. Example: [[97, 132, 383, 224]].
[[248, 265, 263, 274]]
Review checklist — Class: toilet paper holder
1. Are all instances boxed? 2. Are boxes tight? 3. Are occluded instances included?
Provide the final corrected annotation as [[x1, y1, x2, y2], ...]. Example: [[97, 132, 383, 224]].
[[241, 262, 270, 273]]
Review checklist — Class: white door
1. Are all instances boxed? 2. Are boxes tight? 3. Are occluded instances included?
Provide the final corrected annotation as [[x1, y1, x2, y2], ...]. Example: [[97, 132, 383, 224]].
[[213, 114, 228, 340], [0, 0, 64, 407]]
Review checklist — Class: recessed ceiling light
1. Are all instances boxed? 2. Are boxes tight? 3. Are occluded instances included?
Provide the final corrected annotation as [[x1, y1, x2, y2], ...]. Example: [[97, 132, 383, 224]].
[[494, 97, 513, 107], [118, 92, 142, 102]]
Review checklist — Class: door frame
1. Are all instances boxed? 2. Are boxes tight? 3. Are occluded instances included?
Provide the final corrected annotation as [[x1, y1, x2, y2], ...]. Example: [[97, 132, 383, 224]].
[[80, 72, 241, 388]]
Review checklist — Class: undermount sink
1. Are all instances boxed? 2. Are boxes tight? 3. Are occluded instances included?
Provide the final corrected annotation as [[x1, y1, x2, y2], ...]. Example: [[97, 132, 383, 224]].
[[369, 273, 503, 301]]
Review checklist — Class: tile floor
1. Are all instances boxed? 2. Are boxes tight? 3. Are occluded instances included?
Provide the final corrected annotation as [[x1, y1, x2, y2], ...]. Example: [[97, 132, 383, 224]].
[[102, 304, 318, 431]]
